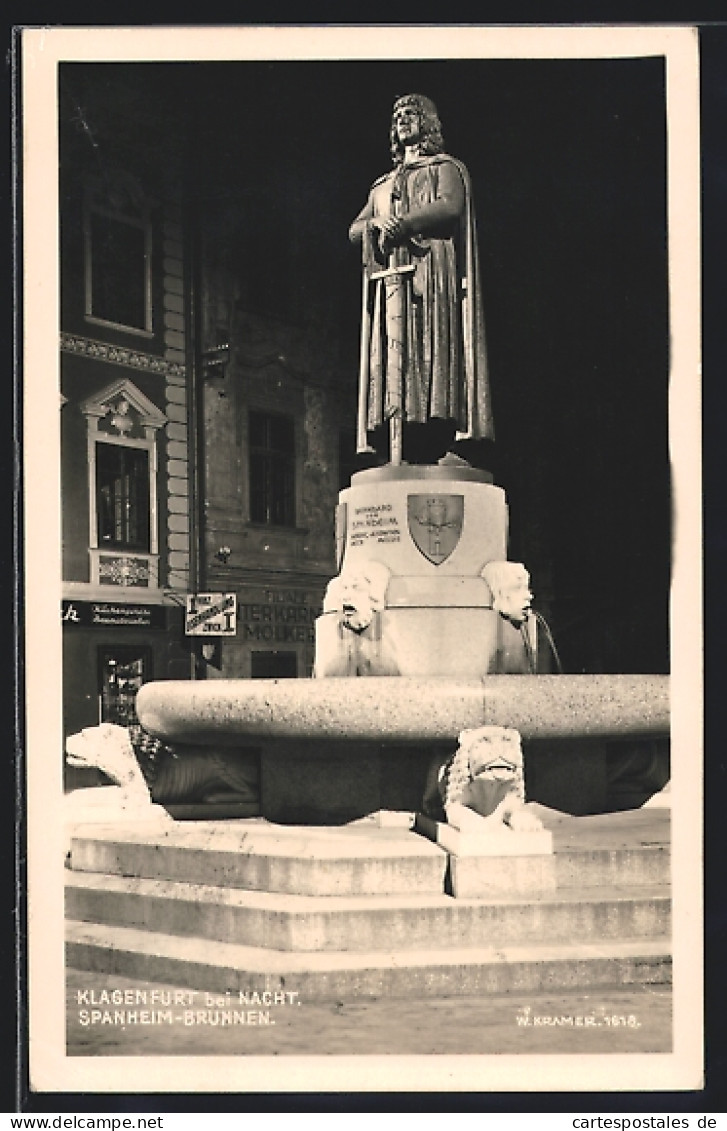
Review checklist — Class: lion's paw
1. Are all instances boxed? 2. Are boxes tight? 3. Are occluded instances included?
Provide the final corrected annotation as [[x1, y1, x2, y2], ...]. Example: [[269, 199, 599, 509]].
[[505, 804, 543, 833]]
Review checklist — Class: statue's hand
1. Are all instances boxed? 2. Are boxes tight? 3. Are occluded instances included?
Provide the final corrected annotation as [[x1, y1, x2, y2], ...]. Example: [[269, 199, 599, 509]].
[[372, 216, 408, 257], [381, 216, 406, 241]]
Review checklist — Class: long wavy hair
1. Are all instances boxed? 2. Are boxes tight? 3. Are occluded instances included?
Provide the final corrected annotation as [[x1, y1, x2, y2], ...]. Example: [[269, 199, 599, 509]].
[[389, 94, 445, 165]]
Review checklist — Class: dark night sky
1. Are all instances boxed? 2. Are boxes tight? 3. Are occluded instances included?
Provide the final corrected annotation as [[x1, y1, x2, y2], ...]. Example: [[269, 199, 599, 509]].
[[63, 55, 672, 672]]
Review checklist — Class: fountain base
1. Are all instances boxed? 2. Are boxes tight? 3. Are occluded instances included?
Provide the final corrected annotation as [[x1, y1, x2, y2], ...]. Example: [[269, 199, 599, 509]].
[[135, 674, 669, 822]]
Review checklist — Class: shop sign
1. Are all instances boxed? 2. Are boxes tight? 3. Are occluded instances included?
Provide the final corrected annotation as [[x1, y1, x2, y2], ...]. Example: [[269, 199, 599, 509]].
[[61, 600, 166, 629], [185, 593, 237, 636], [238, 588, 318, 645]]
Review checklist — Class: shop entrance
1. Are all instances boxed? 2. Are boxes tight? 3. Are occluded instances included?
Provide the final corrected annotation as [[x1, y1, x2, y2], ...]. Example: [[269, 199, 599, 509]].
[[250, 650, 298, 679], [97, 644, 152, 727]]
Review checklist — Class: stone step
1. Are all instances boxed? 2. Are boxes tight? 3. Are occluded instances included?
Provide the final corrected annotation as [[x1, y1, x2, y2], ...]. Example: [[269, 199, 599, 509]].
[[67, 822, 447, 897], [66, 871, 670, 953], [555, 846, 669, 888], [67, 821, 670, 896], [65, 918, 672, 1001]]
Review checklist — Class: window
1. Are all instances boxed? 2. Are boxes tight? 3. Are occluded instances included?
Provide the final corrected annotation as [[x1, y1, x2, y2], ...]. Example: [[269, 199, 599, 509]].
[[250, 651, 298, 679], [98, 646, 152, 727], [96, 442, 150, 550], [81, 378, 166, 589], [84, 175, 153, 335], [249, 411, 296, 527]]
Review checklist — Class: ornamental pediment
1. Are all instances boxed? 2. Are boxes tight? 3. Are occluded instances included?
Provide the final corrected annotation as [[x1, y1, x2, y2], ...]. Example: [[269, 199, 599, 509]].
[[80, 377, 167, 438]]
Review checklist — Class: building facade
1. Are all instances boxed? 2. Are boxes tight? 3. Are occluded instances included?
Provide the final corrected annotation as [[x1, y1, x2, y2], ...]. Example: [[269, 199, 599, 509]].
[[195, 232, 353, 682], [59, 71, 195, 780], [59, 68, 355, 784]]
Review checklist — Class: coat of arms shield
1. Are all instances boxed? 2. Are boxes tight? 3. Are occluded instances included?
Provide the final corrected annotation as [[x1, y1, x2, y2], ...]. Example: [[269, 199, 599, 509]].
[[407, 494, 464, 565]]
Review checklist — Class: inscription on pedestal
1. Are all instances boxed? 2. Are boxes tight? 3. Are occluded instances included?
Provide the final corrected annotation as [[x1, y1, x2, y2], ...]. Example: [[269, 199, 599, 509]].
[[349, 503, 403, 549]]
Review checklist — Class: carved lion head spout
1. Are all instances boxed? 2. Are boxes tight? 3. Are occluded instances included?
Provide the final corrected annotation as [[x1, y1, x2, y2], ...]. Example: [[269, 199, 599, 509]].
[[325, 561, 391, 634], [481, 560, 533, 626]]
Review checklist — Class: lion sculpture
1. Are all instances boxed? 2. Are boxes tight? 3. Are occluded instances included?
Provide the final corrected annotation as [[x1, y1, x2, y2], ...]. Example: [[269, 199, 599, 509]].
[[65, 722, 260, 813], [424, 725, 543, 833]]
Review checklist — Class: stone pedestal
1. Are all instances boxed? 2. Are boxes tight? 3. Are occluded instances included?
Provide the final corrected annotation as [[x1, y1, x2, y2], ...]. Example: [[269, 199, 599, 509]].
[[315, 464, 533, 678], [414, 812, 556, 897], [337, 463, 508, 575]]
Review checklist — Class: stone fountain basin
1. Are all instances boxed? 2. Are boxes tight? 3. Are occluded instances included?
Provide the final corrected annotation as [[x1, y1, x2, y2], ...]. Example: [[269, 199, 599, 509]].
[[134, 674, 669, 823], [136, 674, 669, 746]]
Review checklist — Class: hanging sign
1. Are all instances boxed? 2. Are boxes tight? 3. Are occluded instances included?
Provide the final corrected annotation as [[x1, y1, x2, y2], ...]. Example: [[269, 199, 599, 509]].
[[185, 593, 237, 636]]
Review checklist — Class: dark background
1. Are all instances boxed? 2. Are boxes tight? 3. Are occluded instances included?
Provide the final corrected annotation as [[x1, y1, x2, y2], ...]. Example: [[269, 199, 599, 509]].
[[62, 53, 671, 674]]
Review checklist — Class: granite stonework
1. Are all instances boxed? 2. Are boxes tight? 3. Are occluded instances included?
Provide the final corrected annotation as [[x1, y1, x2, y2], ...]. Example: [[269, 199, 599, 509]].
[[257, 740, 444, 825], [137, 674, 669, 745], [66, 923, 672, 1000], [136, 674, 669, 822], [336, 465, 506, 575], [448, 853, 557, 898], [69, 820, 447, 897], [315, 606, 530, 679], [432, 820, 553, 858]]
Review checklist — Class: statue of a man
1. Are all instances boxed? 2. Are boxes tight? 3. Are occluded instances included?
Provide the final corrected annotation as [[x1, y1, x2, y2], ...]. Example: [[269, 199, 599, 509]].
[[349, 94, 494, 465]]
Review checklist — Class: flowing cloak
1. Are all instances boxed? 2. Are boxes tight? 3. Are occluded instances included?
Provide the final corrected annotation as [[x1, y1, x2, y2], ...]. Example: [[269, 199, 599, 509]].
[[355, 153, 494, 453]]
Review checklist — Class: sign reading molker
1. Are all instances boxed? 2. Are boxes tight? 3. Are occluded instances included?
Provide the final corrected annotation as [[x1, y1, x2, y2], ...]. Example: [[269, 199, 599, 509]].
[[239, 588, 318, 645], [185, 593, 237, 637]]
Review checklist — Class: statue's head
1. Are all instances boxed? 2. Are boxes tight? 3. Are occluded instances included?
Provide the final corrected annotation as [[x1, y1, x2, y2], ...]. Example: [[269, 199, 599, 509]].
[[331, 561, 390, 633], [458, 726, 524, 780], [441, 725, 524, 808], [482, 560, 533, 627], [390, 94, 444, 164]]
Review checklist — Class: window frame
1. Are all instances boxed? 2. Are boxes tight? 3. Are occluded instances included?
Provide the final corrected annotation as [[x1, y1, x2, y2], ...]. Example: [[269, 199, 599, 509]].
[[81, 379, 166, 590], [94, 438, 152, 553], [83, 181, 155, 338], [248, 408, 297, 529]]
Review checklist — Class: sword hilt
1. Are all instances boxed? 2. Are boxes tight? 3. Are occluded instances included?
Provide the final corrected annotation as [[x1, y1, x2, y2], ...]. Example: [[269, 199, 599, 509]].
[[369, 263, 416, 282]]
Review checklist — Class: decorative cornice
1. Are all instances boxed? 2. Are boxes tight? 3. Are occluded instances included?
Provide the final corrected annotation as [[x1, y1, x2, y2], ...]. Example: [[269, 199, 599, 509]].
[[61, 333, 186, 380]]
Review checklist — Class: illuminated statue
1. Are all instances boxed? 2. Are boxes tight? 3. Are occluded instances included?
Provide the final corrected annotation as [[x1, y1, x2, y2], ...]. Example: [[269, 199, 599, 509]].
[[349, 94, 494, 464]]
